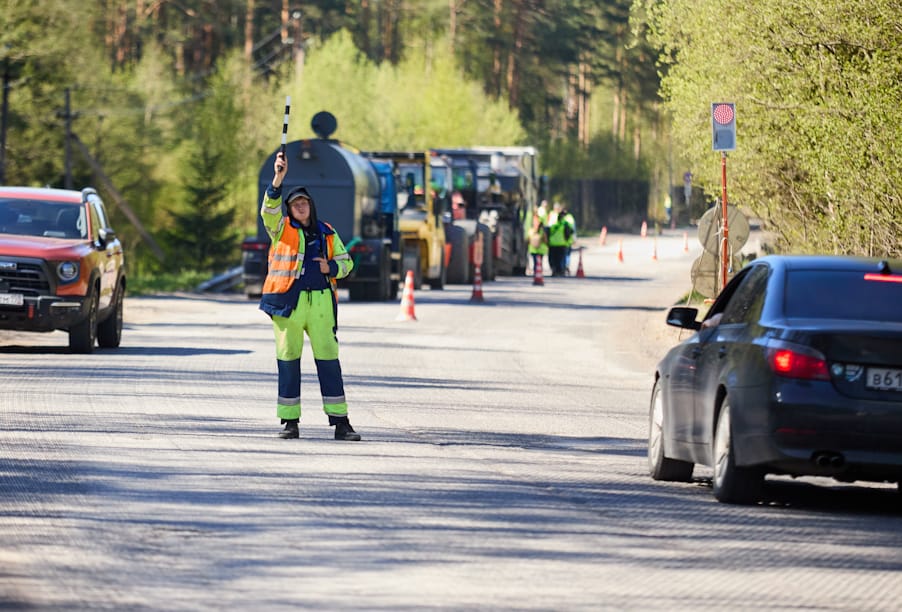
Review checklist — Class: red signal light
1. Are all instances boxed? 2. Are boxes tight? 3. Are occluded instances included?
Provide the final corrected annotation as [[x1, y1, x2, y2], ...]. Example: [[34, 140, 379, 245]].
[[711, 102, 736, 151], [712, 104, 735, 125]]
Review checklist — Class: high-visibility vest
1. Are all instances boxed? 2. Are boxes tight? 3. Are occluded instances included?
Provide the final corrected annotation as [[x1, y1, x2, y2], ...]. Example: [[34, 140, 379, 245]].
[[548, 217, 569, 247], [262, 221, 338, 295], [528, 226, 548, 255]]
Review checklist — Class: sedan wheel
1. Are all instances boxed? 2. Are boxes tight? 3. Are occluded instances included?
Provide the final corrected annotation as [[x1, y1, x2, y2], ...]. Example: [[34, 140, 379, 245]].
[[648, 380, 694, 482], [712, 399, 764, 504]]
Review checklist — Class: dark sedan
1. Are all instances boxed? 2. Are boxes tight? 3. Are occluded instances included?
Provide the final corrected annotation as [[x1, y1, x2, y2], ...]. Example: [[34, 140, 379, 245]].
[[648, 255, 902, 504]]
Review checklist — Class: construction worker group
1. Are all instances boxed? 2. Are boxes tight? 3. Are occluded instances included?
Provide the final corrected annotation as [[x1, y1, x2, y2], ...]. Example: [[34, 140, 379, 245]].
[[530, 200, 576, 277]]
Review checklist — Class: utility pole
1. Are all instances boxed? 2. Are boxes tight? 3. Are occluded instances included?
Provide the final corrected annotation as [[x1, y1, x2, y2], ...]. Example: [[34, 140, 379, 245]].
[[292, 10, 304, 83], [64, 88, 73, 189], [668, 118, 674, 229], [1, 56, 10, 184]]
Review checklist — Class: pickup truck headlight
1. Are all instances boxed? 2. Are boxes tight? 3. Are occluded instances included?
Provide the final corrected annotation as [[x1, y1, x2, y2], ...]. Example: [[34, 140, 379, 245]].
[[57, 261, 80, 283]]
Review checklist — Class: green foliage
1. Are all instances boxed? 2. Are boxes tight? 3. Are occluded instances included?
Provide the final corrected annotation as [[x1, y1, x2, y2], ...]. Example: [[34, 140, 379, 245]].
[[373, 39, 527, 148], [2, 1, 674, 280], [126, 269, 213, 296], [641, 0, 902, 257], [542, 133, 649, 180], [286, 30, 526, 149], [161, 146, 240, 273], [1, 0, 104, 184]]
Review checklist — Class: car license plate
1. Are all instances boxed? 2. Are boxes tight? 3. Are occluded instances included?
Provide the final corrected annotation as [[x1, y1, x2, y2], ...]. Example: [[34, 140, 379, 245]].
[[866, 368, 902, 391], [0, 293, 24, 306]]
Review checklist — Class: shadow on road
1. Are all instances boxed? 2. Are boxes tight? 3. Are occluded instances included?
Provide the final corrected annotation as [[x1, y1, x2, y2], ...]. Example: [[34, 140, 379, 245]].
[[0, 344, 252, 356]]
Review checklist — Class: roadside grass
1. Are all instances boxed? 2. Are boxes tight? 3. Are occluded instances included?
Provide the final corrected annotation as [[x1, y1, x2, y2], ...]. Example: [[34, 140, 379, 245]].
[[675, 289, 710, 307], [127, 270, 211, 296], [674, 289, 714, 320]]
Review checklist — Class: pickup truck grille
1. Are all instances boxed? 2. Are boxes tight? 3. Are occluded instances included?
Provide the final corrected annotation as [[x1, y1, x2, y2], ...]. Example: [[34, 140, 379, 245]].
[[0, 263, 51, 297]]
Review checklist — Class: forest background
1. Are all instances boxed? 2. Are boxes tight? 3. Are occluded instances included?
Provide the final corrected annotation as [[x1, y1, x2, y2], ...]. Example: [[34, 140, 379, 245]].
[[2, 0, 899, 284]]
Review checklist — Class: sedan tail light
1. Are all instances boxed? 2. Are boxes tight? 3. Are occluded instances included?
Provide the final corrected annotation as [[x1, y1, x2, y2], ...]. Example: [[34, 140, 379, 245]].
[[766, 345, 830, 380]]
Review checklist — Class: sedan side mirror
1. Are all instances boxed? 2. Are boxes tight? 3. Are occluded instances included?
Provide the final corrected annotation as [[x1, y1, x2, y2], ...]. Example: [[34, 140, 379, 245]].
[[666, 306, 701, 331]]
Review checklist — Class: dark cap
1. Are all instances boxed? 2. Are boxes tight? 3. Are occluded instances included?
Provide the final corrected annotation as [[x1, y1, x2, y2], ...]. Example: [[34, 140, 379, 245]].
[[286, 186, 314, 205]]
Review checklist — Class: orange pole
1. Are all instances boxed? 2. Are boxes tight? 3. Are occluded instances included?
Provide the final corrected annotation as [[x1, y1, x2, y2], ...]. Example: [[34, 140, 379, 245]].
[[720, 152, 729, 291]]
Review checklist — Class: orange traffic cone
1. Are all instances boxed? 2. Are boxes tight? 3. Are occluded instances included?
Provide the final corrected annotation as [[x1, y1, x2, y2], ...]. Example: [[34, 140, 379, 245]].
[[683, 231, 689, 253], [640, 220, 648, 238], [576, 248, 586, 278], [533, 257, 545, 286], [598, 226, 607, 246], [616, 239, 624, 263], [651, 237, 658, 261], [396, 269, 417, 321], [470, 265, 485, 302]]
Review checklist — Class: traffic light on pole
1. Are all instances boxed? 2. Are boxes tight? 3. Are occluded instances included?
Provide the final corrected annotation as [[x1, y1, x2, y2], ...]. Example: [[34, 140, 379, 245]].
[[711, 102, 736, 151]]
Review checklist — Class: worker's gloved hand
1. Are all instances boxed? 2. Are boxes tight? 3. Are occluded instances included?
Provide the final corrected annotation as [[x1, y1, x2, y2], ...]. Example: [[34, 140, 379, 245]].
[[273, 152, 287, 187]]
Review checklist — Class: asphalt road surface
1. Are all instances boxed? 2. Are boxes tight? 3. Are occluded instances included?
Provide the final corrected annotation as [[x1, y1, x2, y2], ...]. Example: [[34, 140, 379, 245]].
[[1, 230, 900, 611]]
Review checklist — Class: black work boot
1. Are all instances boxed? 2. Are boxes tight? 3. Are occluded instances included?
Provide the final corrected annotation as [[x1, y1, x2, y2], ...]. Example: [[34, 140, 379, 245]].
[[279, 419, 299, 439], [329, 415, 361, 441]]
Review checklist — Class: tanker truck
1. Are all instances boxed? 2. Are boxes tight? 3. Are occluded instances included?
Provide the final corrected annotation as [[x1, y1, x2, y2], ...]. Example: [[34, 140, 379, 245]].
[[241, 112, 400, 301]]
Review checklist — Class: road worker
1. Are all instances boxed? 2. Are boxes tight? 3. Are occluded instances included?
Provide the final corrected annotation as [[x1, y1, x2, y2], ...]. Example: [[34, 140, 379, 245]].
[[536, 199, 549, 226], [527, 212, 549, 274], [547, 201, 571, 276], [259, 151, 360, 441], [561, 206, 577, 274]]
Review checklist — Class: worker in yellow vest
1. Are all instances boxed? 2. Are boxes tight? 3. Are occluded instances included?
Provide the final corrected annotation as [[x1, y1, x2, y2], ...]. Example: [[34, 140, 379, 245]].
[[260, 151, 359, 441], [561, 207, 577, 275], [527, 212, 549, 274], [536, 199, 549, 226], [547, 202, 571, 276]]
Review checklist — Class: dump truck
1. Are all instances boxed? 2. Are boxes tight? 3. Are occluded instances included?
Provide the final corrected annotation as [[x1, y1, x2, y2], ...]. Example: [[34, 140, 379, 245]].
[[362, 151, 448, 291], [241, 113, 400, 301], [438, 147, 541, 283]]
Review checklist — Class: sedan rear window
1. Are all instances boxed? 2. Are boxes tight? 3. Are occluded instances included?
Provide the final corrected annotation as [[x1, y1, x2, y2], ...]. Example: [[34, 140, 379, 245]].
[[785, 269, 902, 322]]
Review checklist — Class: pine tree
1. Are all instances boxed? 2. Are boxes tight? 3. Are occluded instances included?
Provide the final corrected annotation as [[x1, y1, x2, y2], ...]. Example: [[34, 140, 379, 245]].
[[162, 146, 241, 273]]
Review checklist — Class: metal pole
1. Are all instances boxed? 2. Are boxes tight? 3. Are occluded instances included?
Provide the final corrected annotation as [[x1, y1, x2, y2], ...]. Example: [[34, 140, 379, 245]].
[[1, 58, 9, 184], [668, 125, 675, 229], [292, 11, 305, 83], [720, 151, 729, 291], [64, 88, 72, 189]]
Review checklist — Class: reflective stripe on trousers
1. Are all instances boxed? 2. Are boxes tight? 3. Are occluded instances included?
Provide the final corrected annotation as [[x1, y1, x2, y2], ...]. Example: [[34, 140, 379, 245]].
[[271, 289, 348, 420]]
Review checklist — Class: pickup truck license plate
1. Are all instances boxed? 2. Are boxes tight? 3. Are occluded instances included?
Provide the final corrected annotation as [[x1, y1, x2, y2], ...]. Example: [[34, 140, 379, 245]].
[[866, 368, 902, 391], [0, 293, 24, 306]]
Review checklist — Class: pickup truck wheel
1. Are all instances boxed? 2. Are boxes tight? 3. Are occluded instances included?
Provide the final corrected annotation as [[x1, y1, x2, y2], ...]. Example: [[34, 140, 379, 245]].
[[98, 283, 124, 348], [69, 290, 98, 354]]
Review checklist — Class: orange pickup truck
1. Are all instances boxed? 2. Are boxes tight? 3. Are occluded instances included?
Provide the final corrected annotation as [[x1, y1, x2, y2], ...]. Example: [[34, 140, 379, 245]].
[[0, 187, 126, 353]]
